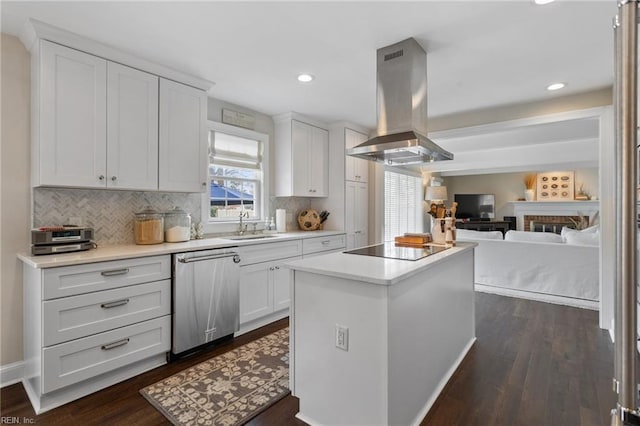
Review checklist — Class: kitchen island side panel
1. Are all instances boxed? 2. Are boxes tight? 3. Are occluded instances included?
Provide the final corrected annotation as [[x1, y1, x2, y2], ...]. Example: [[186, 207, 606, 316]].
[[293, 270, 389, 425], [387, 249, 476, 425]]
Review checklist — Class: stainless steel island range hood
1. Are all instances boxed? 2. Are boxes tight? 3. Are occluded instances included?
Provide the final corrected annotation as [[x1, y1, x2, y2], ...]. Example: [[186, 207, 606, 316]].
[[347, 38, 453, 165]]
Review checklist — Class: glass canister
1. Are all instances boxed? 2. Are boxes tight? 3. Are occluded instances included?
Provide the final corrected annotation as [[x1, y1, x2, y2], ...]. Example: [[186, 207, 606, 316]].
[[164, 207, 191, 242], [134, 207, 164, 245]]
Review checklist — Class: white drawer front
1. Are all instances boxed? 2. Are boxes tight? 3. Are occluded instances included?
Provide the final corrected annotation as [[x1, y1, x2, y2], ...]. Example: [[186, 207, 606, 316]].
[[302, 234, 346, 255], [43, 280, 171, 346], [237, 239, 302, 266], [42, 315, 170, 393], [43, 255, 171, 299]]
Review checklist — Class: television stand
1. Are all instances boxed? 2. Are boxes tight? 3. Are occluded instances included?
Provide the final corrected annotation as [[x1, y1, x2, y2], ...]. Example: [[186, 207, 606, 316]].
[[456, 220, 511, 236]]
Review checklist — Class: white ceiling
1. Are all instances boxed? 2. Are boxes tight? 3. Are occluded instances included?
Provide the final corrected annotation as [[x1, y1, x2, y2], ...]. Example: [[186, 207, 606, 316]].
[[1, 1, 617, 131]]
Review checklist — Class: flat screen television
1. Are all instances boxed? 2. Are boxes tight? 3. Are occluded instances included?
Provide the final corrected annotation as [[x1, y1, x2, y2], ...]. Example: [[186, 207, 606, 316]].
[[454, 194, 495, 221]]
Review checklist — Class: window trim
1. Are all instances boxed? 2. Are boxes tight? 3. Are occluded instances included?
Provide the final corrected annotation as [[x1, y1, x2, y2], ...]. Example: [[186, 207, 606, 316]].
[[202, 121, 269, 234]]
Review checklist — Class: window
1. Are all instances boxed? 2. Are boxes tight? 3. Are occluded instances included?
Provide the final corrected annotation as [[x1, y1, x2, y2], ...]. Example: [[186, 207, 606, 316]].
[[384, 170, 423, 241], [205, 122, 269, 223]]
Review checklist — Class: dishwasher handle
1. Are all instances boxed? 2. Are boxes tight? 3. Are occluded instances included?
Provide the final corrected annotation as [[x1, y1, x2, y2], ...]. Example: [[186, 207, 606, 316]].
[[178, 252, 241, 264]]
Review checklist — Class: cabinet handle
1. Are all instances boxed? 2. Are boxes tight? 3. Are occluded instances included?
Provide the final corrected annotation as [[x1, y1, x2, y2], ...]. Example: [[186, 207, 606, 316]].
[[98, 175, 105, 181], [101, 298, 130, 309], [202, 182, 207, 187], [275, 266, 280, 270], [269, 267, 275, 271], [100, 268, 129, 277], [321, 240, 330, 245], [111, 176, 117, 182], [101, 338, 130, 351]]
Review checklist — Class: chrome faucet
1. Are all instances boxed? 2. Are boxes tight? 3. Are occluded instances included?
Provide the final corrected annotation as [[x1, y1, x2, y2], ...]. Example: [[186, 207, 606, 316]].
[[237, 211, 249, 235]]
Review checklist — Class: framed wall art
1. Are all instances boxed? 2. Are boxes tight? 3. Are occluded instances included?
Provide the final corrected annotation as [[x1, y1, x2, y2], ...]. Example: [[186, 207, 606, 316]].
[[536, 171, 574, 201]]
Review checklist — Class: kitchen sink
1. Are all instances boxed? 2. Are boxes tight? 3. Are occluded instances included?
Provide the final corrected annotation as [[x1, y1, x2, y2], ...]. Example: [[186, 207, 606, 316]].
[[221, 234, 278, 240]]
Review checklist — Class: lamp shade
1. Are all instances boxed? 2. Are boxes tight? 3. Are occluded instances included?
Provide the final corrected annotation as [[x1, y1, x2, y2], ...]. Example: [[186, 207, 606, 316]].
[[425, 186, 448, 202]]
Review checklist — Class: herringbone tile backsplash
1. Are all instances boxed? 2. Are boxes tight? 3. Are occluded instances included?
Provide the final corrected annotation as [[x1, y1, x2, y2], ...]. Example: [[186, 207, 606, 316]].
[[34, 188, 202, 245], [34, 189, 315, 245]]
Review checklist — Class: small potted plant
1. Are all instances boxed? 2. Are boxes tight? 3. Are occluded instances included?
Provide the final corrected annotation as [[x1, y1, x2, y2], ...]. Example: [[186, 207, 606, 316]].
[[524, 174, 536, 201]]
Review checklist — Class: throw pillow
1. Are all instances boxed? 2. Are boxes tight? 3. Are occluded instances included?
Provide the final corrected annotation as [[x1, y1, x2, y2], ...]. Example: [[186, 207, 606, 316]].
[[565, 231, 599, 246], [504, 230, 564, 243], [455, 229, 503, 240]]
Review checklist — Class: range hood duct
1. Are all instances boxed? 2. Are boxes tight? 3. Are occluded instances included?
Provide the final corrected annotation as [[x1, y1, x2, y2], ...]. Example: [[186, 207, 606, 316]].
[[347, 38, 453, 165]]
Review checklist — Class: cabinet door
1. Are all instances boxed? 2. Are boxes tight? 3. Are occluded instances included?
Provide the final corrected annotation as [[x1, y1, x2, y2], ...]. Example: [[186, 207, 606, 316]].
[[310, 126, 329, 196], [345, 181, 357, 249], [345, 128, 368, 182], [239, 263, 273, 324], [273, 257, 301, 311], [159, 79, 207, 192], [345, 182, 368, 249], [39, 40, 107, 187], [291, 120, 312, 196], [107, 62, 159, 190]]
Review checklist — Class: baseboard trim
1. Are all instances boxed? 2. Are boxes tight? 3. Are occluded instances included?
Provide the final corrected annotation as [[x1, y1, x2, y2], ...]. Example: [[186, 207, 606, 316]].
[[411, 337, 477, 426], [475, 283, 599, 310], [1, 361, 25, 388]]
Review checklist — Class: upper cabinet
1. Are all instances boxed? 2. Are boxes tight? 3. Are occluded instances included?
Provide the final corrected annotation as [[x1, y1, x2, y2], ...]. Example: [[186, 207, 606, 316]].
[[274, 114, 329, 197], [107, 62, 159, 190], [31, 36, 209, 192], [158, 79, 207, 193], [345, 128, 369, 183], [38, 41, 108, 188]]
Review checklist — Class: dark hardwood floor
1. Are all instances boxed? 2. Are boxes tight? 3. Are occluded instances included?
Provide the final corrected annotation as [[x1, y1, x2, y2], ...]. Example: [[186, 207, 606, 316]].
[[1, 293, 617, 425]]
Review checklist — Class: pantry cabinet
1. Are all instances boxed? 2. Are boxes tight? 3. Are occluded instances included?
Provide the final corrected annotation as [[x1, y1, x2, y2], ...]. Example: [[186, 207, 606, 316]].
[[274, 114, 329, 197], [345, 181, 369, 249], [33, 39, 207, 192], [345, 128, 369, 183]]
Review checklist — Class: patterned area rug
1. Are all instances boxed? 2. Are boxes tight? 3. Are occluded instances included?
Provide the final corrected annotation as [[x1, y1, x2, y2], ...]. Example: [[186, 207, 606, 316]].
[[140, 327, 289, 425]]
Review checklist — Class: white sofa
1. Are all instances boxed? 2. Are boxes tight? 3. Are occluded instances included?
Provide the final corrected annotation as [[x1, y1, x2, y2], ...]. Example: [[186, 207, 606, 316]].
[[457, 228, 599, 309]]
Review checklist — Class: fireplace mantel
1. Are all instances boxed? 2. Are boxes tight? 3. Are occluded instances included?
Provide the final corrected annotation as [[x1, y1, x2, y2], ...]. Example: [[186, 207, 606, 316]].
[[507, 201, 600, 231]]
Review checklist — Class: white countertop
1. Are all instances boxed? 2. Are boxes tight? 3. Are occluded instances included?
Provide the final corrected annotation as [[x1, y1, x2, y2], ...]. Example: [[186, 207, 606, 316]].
[[18, 230, 345, 268], [286, 242, 477, 286]]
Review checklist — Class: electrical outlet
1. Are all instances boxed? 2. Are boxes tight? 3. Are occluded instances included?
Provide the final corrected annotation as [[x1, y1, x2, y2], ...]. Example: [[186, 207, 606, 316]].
[[335, 324, 349, 351]]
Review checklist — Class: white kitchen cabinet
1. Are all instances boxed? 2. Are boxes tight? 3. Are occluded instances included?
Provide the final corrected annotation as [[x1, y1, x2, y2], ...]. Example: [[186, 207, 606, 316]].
[[38, 40, 107, 188], [106, 62, 159, 190], [239, 256, 301, 325], [22, 255, 171, 413], [159, 78, 208, 193], [345, 181, 369, 249], [275, 114, 329, 197], [33, 39, 207, 192], [345, 128, 369, 183]]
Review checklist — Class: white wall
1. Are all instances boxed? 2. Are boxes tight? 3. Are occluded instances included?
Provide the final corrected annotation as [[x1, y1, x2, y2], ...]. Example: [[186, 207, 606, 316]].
[[1, 33, 31, 366], [443, 168, 599, 220]]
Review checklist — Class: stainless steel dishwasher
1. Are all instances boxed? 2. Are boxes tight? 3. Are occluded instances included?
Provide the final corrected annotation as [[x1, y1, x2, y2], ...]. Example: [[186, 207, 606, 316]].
[[172, 247, 241, 356]]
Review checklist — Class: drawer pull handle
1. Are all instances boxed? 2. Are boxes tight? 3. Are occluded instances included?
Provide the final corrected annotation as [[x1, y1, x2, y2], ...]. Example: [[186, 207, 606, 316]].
[[101, 338, 130, 351], [101, 299, 130, 309], [100, 268, 129, 277], [321, 240, 330, 245]]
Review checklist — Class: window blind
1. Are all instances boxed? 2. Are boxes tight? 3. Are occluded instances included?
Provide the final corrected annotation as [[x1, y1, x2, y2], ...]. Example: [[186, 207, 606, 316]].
[[211, 132, 261, 169], [384, 170, 423, 242]]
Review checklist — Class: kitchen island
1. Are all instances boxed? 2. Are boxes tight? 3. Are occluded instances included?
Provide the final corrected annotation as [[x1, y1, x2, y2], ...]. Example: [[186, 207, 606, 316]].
[[287, 242, 476, 426]]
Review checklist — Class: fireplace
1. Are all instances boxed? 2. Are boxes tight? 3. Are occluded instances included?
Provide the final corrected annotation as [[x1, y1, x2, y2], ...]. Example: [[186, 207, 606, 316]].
[[510, 201, 599, 232], [524, 215, 589, 233]]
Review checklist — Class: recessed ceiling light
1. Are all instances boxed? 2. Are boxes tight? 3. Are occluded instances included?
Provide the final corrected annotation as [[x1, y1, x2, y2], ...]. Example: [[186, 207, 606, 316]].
[[297, 73, 314, 83], [547, 82, 566, 91], [534, 0, 555, 5]]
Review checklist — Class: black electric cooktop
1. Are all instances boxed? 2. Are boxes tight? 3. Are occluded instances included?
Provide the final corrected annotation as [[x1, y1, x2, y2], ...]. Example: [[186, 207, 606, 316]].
[[343, 243, 449, 261]]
